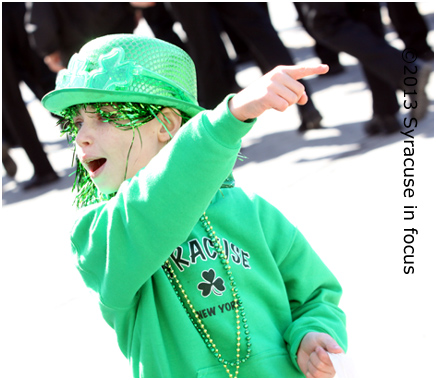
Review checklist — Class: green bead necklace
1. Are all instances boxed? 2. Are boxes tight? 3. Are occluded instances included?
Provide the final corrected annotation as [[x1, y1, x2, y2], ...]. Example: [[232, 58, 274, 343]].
[[163, 213, 252, 378]]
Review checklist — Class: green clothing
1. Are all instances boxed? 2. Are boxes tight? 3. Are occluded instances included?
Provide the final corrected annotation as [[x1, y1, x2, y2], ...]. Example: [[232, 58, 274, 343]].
[[70, 97, 347, 377]]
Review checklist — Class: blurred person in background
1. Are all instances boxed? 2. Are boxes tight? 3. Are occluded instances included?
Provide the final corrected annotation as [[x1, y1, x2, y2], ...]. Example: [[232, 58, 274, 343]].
[[297, 2, 433, 136], [25, 2, 137, 72], [386, 2, 434, 62], [293, 2, 345, 77], [168, 2, 326, 133], [132, 2, 186, 50], [2, 2, 59, 190]]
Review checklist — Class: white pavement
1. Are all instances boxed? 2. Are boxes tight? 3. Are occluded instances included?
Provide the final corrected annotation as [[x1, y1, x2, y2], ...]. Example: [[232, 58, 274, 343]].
[[2, 3, 435, 379]]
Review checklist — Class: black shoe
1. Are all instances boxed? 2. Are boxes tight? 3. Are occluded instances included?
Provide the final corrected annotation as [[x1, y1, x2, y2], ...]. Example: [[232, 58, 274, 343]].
[[410, 61, 433, 121], [298, 108, 323, 133], [2, 142, 18, 178], [22, 172, 60, 191], [364, 114, 401, 136]]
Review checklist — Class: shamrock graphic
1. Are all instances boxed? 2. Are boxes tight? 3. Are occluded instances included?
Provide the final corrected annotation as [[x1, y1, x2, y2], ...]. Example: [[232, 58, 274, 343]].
[[57, 54, 89, 89], [89, 47, 135, 91], [197, 269, 226, 297]]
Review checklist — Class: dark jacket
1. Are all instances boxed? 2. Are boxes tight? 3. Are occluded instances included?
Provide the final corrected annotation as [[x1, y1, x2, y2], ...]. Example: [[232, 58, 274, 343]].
[[26, 2, 137, 65]]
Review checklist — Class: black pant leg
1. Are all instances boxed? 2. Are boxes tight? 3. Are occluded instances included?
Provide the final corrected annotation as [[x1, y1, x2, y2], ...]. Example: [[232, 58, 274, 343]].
[[301, 2, 404, 90], [387, 2, 432, 58], [294, 2, 341, 67], [2, 44, 56, 177], [169, 3, 239, 109], [214, 2, 320, 118], [213, 2, 294, 73], [141, 3, 185, 50], [347, 3, 399, 115]]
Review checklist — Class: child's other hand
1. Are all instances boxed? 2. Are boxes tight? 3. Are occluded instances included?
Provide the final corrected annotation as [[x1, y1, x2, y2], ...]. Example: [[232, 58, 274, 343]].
[[228, 64, 329, 122], [297, 332, 343, 378]]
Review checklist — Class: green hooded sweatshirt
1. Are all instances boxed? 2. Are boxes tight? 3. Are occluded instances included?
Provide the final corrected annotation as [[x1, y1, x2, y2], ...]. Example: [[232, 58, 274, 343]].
[[70, 97, 347, 378]]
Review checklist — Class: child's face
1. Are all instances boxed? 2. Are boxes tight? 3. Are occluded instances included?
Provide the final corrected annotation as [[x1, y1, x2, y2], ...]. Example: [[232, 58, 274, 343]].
[[73, 105, 168, 194]]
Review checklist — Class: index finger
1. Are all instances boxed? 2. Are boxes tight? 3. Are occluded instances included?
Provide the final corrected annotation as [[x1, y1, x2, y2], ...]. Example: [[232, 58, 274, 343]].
[[288, 64, 330, 80]]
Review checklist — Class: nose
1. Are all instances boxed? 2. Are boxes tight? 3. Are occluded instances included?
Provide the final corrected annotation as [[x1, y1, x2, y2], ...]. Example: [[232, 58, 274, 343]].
[[75, 123, 93, 148]]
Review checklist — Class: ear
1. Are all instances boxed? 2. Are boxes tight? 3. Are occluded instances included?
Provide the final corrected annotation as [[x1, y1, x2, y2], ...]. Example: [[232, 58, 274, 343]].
[[157, 108, 183, 143]]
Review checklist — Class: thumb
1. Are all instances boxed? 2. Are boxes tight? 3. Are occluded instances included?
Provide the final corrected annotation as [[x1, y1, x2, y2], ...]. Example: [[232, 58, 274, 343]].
[[321, 335, 344, 354]]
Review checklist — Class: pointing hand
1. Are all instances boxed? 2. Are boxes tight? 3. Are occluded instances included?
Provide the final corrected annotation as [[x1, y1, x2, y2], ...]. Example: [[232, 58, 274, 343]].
[[229, 64, 329, 122]]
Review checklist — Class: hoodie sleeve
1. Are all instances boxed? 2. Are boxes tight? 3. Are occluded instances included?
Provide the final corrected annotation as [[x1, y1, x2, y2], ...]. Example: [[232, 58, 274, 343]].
[[70, 96, 255, 309], [280, 229, 347, 373], [254, 195, 347, 374]]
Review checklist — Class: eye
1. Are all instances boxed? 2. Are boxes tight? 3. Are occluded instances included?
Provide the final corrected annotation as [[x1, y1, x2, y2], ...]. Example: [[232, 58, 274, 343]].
[[73, 119, 83, 130]]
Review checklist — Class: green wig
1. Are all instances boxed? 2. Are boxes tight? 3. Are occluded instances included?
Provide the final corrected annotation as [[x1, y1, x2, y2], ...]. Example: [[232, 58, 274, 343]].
[[58, 102, 190, 209]]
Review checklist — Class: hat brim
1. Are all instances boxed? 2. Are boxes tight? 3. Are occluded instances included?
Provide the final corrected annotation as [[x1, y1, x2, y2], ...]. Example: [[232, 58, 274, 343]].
[[42, 88, 205, 118]]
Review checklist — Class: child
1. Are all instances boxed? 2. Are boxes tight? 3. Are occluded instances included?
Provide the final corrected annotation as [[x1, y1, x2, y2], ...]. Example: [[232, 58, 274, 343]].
[[42, 34, 347, 378]]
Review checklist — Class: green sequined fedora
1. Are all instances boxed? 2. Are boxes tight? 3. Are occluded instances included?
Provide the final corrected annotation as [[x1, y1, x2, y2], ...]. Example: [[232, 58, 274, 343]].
[[42, 34, 204, 117]]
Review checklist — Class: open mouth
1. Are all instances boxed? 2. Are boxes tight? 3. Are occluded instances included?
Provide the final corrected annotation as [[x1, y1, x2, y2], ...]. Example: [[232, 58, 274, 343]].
[[86, 158, 107, 174]]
